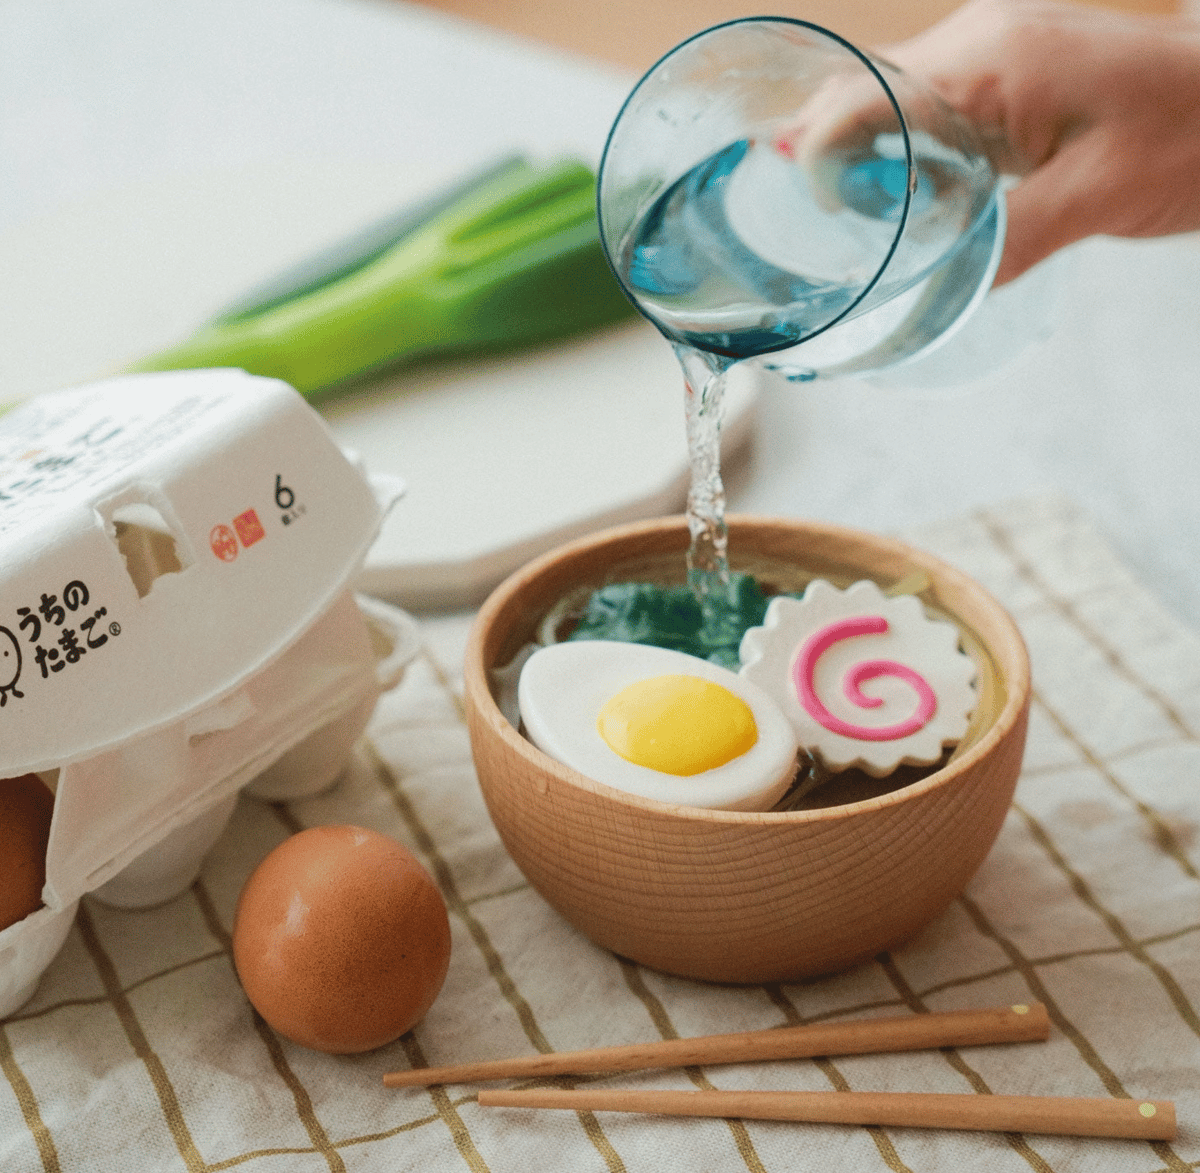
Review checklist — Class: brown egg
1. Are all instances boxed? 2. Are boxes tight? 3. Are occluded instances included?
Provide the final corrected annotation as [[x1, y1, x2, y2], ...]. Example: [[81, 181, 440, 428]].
[[232, 825, 451, 1054], [0, 773, 54, 933]]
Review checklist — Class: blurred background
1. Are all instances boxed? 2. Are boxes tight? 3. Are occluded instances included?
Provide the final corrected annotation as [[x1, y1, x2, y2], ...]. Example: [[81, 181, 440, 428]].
[[3, 0, 1200, 624], [414, 0, 1182, 66]]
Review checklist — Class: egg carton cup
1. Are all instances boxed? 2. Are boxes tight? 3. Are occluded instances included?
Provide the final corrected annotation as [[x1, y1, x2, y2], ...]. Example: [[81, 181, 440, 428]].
[[88, 590, 421, 909], [0, 370, 419, 1017]]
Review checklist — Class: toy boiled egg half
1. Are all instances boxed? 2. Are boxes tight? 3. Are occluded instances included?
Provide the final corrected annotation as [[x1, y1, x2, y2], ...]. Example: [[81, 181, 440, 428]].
[[739, 579, 977, 777], [517, 641, 798, 811]]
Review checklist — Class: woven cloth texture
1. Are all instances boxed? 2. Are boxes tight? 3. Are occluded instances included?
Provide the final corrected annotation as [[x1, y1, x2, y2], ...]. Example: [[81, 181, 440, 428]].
[[2, 494, 1197, 1173]]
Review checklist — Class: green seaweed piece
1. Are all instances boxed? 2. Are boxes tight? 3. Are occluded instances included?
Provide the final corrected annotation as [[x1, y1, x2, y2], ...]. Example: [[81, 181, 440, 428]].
[[566, 574, 776, 669]]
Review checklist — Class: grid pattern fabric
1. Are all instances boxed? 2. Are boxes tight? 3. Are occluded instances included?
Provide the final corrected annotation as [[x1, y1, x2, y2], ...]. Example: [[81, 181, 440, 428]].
[[1, 494, 1197, 1172]]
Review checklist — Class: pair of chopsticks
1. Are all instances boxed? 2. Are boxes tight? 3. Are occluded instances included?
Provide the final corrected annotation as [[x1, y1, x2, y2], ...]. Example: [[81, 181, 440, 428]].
[[383, 1003, 1176, 1140]]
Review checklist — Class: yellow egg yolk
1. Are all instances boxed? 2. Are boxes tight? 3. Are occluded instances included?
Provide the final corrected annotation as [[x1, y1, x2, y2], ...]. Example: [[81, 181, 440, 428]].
[[596, 674, 758, 775]]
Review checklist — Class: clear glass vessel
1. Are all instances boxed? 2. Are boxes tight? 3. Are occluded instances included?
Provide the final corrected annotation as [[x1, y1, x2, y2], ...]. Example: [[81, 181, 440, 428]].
[[597, 17, 1005, 381]]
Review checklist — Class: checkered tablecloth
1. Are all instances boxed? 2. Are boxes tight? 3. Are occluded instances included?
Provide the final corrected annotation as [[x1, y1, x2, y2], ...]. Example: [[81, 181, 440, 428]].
[[2, 495, 1197, 1172]]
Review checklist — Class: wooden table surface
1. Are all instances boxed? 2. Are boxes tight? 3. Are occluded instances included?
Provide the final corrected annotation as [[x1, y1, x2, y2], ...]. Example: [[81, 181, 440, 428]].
[[411, 0, 1180, 71]]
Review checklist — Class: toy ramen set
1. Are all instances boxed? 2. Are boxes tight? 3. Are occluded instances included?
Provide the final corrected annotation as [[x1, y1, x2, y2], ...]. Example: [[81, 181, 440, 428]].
[[0, 370, 420, 1018], [0, 366, 1029, 1031], [466, 515, 1030, 984]]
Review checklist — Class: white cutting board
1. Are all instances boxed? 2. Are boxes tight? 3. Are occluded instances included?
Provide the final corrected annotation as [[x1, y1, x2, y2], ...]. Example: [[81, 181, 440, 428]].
[[322, 326, 757, 608]]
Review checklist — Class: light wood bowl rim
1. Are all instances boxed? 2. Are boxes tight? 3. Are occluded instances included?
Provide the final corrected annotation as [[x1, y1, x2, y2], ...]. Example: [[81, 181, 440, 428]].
[[465, 513, 1030, 826]]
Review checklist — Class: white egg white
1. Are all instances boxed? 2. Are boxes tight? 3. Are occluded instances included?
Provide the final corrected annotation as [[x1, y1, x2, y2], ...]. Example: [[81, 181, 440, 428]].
[[517, 641, 798, 811]]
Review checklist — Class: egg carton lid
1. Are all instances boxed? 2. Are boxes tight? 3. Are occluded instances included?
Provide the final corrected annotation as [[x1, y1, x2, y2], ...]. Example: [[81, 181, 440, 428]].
[[0, 370, 402, 775]]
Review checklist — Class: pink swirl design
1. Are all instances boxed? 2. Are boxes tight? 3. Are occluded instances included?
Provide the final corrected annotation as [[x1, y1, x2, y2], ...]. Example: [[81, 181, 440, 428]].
[[791, 616, 938, 741]]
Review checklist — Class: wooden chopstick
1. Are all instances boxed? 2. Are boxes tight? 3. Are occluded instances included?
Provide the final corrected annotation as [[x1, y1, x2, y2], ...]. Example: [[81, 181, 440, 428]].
[[476, 1088, 1176, 1140], [383, 1003, 1049, 1087]]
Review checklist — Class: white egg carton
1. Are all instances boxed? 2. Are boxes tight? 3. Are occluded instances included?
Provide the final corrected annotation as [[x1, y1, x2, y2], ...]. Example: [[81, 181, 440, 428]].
[[0, 370, 420, 1017]]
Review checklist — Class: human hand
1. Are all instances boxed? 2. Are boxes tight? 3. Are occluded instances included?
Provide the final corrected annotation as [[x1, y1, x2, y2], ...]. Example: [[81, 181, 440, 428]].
[[882, 0, 1200, 284]]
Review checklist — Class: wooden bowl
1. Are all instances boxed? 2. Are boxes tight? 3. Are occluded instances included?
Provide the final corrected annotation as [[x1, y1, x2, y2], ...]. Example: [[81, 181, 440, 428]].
[[463, 515, 1030, 983]]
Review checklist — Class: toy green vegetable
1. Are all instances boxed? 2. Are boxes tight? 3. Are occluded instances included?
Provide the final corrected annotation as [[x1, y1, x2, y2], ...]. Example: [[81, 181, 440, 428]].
[[130, 156, 633, 395]]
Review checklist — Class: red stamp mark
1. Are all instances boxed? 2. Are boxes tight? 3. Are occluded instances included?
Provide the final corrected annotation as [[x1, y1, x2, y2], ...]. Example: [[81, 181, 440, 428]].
[[233, 509, 266, 548], [772, 134, 796, 160], [210, 525, 238, 562]]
